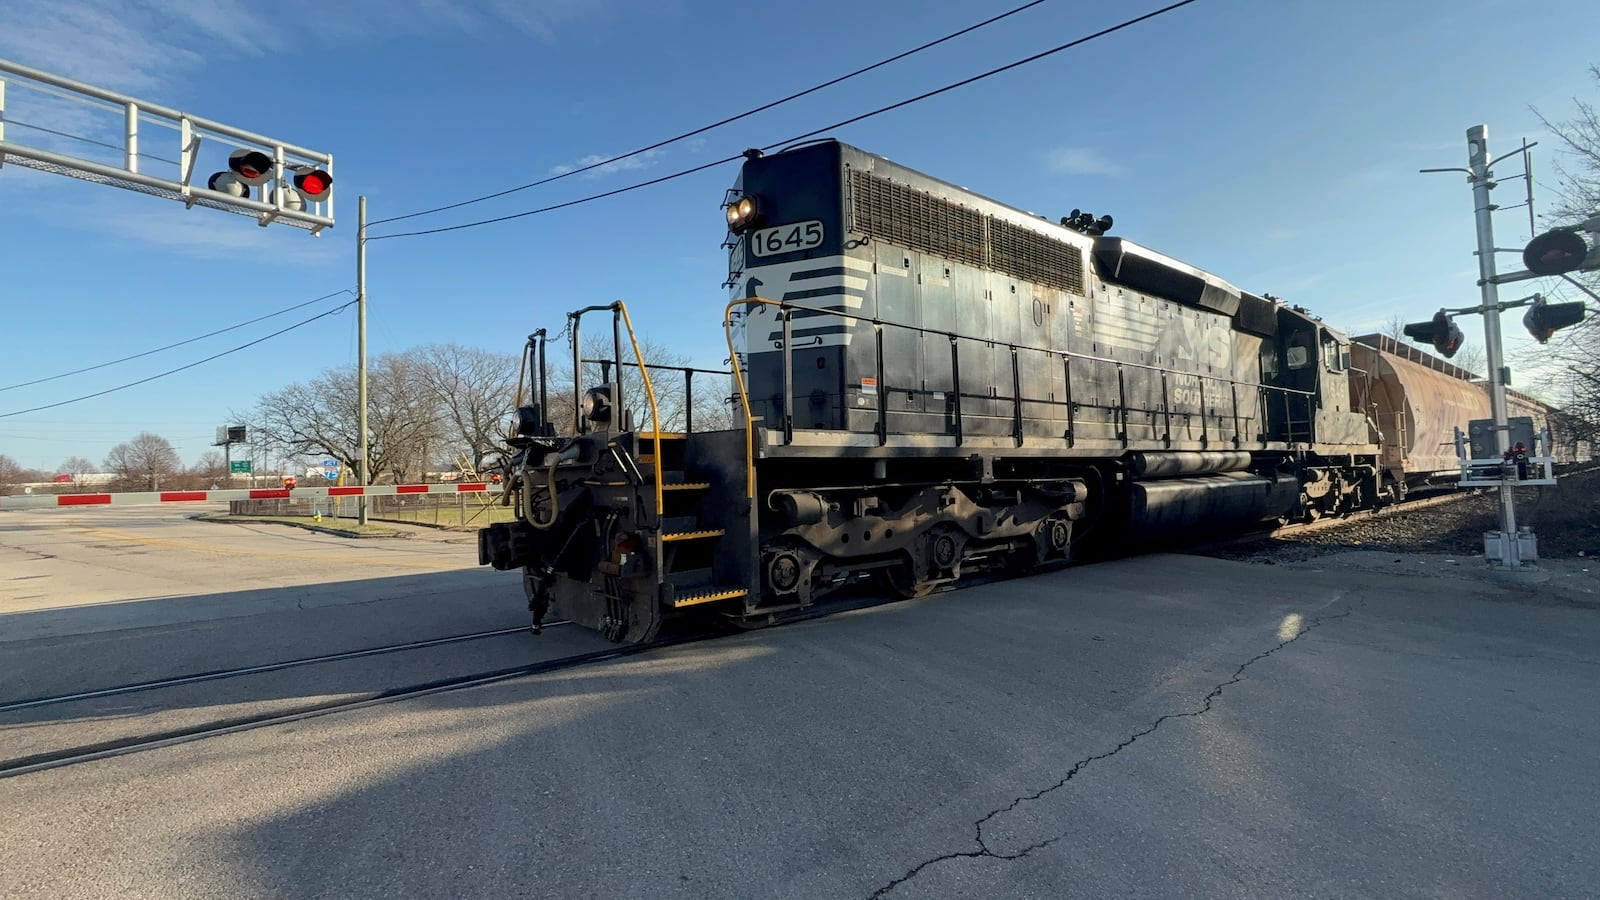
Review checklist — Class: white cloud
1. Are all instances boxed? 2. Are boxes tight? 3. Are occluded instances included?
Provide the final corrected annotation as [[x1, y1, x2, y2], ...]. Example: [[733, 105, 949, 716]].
[[549, 149, 664, 179], [0, 0, 650, 93], [1045, 146, 1126, 177]]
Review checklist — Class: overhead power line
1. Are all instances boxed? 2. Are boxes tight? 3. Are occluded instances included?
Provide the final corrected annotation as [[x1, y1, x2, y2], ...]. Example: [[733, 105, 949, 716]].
[[369, 0, 1200, 241], [368, 0, 1053, 228], [5, 118, 182, 166], [0, 288, 355, 393], [0, 300, 358, 420]]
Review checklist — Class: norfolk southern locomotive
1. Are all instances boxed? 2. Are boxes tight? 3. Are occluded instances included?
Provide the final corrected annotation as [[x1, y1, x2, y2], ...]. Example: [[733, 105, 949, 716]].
[[479, 139, 1393, 642]]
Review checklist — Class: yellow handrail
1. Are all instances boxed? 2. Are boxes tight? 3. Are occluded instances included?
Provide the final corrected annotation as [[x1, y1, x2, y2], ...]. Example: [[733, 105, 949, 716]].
[[723, 297, 786, 503], [613, 300, 666, 520]]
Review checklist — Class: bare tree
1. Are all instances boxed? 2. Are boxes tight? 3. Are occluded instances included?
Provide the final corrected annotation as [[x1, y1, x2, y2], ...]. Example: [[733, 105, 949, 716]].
[[0, 454, 22, 494], [1380, 314, 1408, 342], [58, 455, 96, 490], [104, 433, 181, 491], [1527, 66, 1600, 448], [414, 344, 521, 478], [187, 451, 229, 488], [249, 352, 442, 484], [1453, 341, 1486, 379]]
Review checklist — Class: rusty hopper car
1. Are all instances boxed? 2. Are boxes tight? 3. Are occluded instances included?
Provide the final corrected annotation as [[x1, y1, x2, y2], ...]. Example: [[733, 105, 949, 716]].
[[1351, 334, 1566, 495], [479, 140, 1384, 642]]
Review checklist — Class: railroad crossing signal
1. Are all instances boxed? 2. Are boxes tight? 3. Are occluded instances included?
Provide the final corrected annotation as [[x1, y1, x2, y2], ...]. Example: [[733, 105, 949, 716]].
[[1522, 223, 1600, 276], [0, 56, 334, 233], [207, 150, 333, 212], [1522, 294, 1587, 343], [1402, 309, 1464, 358]]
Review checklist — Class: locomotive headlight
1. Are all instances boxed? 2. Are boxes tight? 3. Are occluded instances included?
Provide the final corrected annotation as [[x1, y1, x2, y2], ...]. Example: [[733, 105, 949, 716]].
[[725, 195, 760, 233], [581, 386, 613, 424], [509, 404, 542, 438]]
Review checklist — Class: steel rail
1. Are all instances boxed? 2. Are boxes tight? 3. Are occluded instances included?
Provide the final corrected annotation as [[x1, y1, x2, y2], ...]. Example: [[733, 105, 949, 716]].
[[0, 623, 569, 714], [0, 628, 711, 779]]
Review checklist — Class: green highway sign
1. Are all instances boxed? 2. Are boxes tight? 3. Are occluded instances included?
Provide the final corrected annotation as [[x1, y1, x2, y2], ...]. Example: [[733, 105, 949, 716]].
[[230, 460, 253, 474]]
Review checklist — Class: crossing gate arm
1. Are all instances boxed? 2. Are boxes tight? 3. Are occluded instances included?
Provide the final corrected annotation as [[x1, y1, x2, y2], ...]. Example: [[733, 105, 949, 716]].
[[0, 482, 501, 511]]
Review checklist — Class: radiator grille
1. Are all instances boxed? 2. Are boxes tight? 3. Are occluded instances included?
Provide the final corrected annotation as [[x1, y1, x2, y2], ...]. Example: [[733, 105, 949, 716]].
[[850, 170, 983, 267], [986, 216, 1085, 294], [850, 169, 1085, 294]]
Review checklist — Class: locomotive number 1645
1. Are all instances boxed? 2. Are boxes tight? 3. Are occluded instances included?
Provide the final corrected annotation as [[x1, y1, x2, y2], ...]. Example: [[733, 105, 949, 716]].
[[751, 220, 824, 257]]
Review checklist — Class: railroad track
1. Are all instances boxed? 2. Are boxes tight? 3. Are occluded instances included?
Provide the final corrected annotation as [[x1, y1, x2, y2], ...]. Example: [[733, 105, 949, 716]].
[[0, 630, 702, 779], [1264, 488, 1481, 541], [0, 591, 908, 780], [0, 623, 562, 714]]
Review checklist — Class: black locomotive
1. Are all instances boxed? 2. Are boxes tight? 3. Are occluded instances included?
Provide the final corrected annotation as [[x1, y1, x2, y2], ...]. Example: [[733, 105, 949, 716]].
[[478, 140, 1381, 641]]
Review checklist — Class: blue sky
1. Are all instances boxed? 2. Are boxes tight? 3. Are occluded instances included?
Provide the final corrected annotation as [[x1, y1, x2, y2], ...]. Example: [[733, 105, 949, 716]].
[[1, 0, 1596, 471]]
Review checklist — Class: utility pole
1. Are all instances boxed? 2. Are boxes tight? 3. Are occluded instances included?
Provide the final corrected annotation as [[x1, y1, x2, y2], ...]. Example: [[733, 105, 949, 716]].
[[1464, 125, 1524, 568], [357, 195, 370, 525]]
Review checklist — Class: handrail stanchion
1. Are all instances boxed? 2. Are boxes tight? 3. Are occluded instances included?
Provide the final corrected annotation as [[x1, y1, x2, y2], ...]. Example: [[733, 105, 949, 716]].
[[613, 301, 664, 520], [611, 306, 626, 430], [722, 299, 763, 505], [570, 312, 583, 435], [949, 334, 963, 445], [875, 321, 887, 446], [1011, 346, 1023, 447], [1063, 352, 1075, 446], [781, 306, 795, 446], [1116, 364, 1129, 447], [1197, 377, 1208, 447], [1159, 370, 1172, 447], [684, 368, 694, 434], [1230, 381, 1241, 446], [537, 331, 549, 433]]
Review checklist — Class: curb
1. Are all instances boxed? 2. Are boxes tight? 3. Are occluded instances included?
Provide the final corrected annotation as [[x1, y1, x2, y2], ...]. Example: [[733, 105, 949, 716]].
[[190, 513, 410, 539]]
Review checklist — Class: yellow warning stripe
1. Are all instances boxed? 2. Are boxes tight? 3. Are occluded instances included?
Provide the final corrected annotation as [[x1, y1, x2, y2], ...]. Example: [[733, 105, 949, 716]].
[[671, 588, 749, 608], [661, 529, 725, 542]]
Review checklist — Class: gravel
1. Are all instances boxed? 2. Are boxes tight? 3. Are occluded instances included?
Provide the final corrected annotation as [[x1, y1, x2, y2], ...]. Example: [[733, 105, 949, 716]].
[[1202, 466, 1600, 564]]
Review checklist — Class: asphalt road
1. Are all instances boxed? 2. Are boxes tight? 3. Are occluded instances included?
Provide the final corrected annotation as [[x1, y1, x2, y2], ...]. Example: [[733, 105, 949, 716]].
[[1, 521, 1595, 899], [0, 504, 492, 642]]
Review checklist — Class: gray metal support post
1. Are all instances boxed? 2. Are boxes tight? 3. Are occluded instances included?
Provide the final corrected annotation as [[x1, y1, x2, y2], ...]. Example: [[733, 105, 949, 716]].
[[357, 196, 370, 525], [1466, 126, 1523, 566], [124, 103, 137, 174]]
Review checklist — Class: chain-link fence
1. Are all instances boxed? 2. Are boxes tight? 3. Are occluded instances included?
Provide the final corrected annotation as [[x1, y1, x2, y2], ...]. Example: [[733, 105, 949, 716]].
[[228, 493, 517, 528]]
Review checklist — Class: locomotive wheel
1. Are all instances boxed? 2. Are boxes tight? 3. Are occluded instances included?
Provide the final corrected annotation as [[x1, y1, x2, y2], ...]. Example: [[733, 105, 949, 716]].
[[719, 611, 778, 632], [881, 562, 940, 600]]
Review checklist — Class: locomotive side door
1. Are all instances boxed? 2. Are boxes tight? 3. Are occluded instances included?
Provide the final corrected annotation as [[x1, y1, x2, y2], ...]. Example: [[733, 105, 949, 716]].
[[1262, 311, 1318, 443]]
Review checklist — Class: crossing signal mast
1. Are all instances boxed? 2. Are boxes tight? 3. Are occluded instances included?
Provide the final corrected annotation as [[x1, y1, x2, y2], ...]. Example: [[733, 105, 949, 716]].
[[1418, 126, 1596, 575], [0, 56, 334, 233]]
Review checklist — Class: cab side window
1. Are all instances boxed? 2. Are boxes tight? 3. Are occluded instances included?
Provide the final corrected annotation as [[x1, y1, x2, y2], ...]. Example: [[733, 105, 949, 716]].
[[1322, 337, 1346, 372]]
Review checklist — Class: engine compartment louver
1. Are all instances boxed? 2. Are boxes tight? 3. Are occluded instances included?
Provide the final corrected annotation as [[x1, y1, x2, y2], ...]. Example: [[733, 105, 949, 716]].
[[850, 169, 1084, 295]]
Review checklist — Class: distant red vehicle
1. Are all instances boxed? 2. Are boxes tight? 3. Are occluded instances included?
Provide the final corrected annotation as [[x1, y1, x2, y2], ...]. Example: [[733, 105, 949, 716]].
[[53, 474, 72, 483], [283, 476, 297, 489]]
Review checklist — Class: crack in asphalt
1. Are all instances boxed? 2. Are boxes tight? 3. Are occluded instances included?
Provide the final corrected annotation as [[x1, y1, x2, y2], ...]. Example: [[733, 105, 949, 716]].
[[867, 594, 1362, 899]]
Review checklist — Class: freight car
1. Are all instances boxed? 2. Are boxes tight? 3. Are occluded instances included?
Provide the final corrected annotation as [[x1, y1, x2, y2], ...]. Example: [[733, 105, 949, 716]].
[[479, 139, 1389, 642], [1350, 334, 1568, 497]]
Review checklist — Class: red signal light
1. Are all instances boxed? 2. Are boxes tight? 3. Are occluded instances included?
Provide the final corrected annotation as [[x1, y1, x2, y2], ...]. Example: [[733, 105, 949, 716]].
[[227, 149, 274, 186], [292, 167, 333, 200]]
